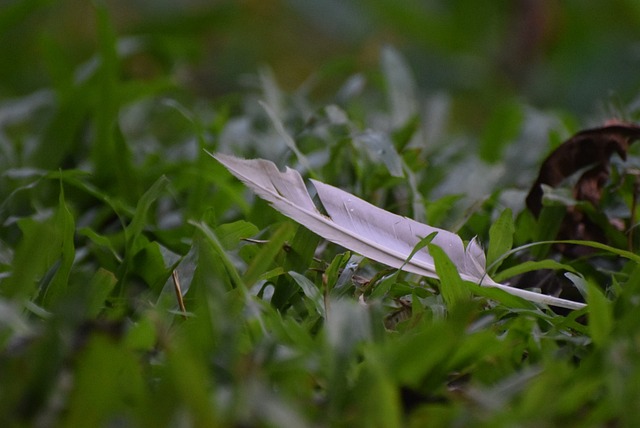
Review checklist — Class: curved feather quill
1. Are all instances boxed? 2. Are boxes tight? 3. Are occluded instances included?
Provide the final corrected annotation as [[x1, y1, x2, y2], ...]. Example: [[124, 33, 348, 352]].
[[213, 153, 585, 310]]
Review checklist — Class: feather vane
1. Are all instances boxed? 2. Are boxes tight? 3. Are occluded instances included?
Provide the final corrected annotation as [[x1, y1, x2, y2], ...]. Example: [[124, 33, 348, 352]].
[[214, 153, 586, 310]]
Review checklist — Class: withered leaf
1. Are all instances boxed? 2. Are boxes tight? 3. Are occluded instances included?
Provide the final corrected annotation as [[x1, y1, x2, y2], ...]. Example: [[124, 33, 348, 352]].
[[526, 123, 640, 215], [525, 122, 640, 256]]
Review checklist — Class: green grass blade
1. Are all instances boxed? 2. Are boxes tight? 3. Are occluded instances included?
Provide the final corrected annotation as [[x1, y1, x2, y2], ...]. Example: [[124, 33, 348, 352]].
[[487, 208, 514, 272], [242, 222, 295, 286], [586, 280, 613, 347], [428, 242, 471, 308], [494, 259, 579, 283], [40, 184, 76, 308]]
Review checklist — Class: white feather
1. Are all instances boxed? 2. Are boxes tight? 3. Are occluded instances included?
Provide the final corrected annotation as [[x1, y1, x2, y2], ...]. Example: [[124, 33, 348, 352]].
[[214, 153, 586, 310]]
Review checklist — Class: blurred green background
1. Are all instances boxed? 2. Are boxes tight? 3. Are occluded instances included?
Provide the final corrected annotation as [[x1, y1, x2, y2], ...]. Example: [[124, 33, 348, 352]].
[[3, 2, 640, 426], [3, 0, 640, 123]]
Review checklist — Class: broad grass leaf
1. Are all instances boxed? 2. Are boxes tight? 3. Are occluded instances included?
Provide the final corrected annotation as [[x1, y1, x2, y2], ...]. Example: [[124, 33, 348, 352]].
[[3, 216, 55, 298], [280, 224, 320, 273], [91, 3, 136, 197], [124, 316, 157, 351], [288, 271, 325, 317], [271, 225, 320, 310], [480, 100, 524, 163], [242, 222, 295, 286], [33, 80, 93, 171], [324, 251, 352, 294], [266, 305, 316, 352], [428, 242, 471, 308], [385, 319, 460, 389], [586, 280, 613, 347], [161, 335, 219, 426], [494, 259, 578, 283], [63, 335, 146, 427], [402, 231, 436, 270], [392, 115, 420, 151], [332, 254, 362, 298], [564, 272, 588, 299], [465, 282, 536, 309], [46, 169, 129, 217], [552, 240, 640, 263], [369, 270, 403, 299], [130, 239, 172, 292], [425, 194, 462, 226], [215, 220, 259, 250], [532, 205, 565, 258], [326, 298, 371, 355], [325, 299, 372, 418], [78, 227, 123, 264], [40, 184, 75, 308], [190, 220, 244, 290], [125, 176, 169, 258], [614, 263, 640, 321], [84, 268, 117, 318], [487, 207, 514, 271], [351, 349, 402, 428], [3, 187, 75, 303]]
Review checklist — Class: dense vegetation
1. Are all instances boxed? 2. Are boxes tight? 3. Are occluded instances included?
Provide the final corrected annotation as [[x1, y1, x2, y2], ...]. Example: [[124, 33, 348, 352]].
[[2, 1, 640, 426]]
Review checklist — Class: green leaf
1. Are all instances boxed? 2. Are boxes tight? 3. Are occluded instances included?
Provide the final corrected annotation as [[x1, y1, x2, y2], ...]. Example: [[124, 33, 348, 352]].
[[215, 220, 259, 250], [385, 319, 460, 389], [125, 176, 170, 257], [271, 224, 320, 310], [425, 194, 463, 227], [130, 239, 172, 292], [586, 280, 613, 347], [242, 222, 295, 287], [84, 268, 118, 318], [479, 100, 523, 163], [532, 205, 565, 258], [402, 232, 437, 270], [79, 226, 122, 262], [428, 243, 471, 308], [91, 2, 136, 196], [40, 188, 75, 308], [288, 271, 325, 317], [324, 251, 352, 294], [465, 282, 536, 309], [190, 220, 244, 290], [487, 208, 514, 272], [4, 186, 76, 305], [392, 115, 419, 151], [352, 349, 402, 428], [494, 259, 578, 283], [63, 335, 146, 426]]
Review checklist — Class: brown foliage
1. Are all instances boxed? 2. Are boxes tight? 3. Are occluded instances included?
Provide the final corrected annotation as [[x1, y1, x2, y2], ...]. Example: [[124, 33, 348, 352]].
[[525, 122, 640, 255]]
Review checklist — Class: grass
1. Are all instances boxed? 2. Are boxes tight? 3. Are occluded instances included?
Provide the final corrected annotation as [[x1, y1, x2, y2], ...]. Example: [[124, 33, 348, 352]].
[[3, 3, 640, 427]]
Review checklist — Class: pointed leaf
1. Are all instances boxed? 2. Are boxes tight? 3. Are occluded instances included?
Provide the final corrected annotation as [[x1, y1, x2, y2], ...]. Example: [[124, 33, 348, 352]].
[[487, 208, 514, 271]]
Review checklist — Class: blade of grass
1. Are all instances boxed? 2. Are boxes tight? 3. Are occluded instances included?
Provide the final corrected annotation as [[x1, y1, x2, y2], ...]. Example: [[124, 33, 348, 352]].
[[40, 183, 76, 308], [493, 260, 579, 283], [586, 279, 613, 347], [242, 222, 295, 287], [487, 208, 514, 272], [428, 243, 471, 308]]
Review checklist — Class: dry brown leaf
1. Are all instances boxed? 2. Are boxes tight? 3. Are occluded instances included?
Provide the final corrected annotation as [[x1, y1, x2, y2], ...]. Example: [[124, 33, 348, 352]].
[[525, 122, 640, 255]]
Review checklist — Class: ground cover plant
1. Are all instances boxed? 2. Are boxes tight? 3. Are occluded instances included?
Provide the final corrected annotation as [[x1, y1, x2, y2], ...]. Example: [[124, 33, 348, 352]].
[[3, 2, 640, 427]]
